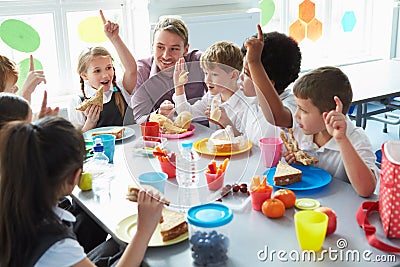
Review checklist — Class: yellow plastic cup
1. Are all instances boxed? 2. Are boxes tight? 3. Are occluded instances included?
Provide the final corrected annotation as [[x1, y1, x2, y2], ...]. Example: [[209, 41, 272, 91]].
[[294, 210, 328, 251]]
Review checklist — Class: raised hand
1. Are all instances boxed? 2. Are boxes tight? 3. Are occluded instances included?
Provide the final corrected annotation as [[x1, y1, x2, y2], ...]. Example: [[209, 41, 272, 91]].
[[323, 96, 347, 140], [100, 9, 119, 41], [38, 90, 59, 119], [21, 55, 46, 103], [173, 57, 188, 88], [243, 24, 264, 64]]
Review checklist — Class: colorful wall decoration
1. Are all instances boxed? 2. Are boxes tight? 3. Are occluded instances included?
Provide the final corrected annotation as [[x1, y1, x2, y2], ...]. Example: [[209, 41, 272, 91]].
[[0, 19, 42, 89], [289, 0, 322, 43], [78, 16, 107, 43]]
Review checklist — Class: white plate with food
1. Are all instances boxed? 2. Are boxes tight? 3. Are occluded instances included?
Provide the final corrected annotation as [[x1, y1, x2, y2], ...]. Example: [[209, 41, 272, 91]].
[[84, 126, 135, 141], [115, 209, 188, 247]]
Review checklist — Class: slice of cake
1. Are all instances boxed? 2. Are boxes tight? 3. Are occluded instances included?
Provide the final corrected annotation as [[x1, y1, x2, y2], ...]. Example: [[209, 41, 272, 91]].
[[273, 161, 302, 186]]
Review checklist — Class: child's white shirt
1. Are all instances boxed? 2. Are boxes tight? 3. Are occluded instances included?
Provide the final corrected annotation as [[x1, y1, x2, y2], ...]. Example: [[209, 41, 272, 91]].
[[291, 116, 379, 183], [173, 91, 214, 121], [239, 88, 297, 146]]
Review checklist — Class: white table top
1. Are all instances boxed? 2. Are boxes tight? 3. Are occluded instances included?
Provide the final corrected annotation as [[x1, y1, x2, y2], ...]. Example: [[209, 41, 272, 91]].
[[339, 60, 400, 105], [72, 124, 400, 266]]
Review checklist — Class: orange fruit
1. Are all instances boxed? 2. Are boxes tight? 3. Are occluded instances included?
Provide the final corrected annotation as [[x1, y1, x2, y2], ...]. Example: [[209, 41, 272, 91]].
[[261, 199, 285, 218], [273, 189, 296, 209]]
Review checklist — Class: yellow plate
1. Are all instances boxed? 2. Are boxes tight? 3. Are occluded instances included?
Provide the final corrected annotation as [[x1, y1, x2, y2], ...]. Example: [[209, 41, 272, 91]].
[[115, 214, 188, 247], [193, 138, 252, 156]]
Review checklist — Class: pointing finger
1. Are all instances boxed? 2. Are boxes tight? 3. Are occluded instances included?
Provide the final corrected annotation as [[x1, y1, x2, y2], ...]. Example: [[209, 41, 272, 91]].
[[41, 90, 48, 111], [257, 24, 263, 41], [29, 55, 34, 71], [99, 9, 106, 24], [334, 96, 343, 113]]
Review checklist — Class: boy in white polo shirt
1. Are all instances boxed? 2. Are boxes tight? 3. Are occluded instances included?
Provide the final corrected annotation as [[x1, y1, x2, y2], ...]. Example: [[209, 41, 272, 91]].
[[173, 41, 249, 132]]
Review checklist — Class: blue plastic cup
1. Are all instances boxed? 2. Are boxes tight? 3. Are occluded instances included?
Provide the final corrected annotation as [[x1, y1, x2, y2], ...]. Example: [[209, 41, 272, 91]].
[[138, 172, 168, 194], [92, 134, 116, 163]]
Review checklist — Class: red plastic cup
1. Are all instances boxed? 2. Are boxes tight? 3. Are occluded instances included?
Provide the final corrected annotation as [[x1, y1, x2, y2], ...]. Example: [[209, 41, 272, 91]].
[[140, 122, 160, 138], [205, 172, 225, 191], [250, 190, 272, 211], [159, 160, 176, 178]]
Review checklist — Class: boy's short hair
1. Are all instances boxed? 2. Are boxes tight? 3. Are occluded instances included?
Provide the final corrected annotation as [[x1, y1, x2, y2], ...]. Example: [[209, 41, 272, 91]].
[[293, 66, 353, 114], [200, 41, 243, 73], [242, 32, 301, 94], [153, 16, 189, 47], [0, 55, 19, 92]]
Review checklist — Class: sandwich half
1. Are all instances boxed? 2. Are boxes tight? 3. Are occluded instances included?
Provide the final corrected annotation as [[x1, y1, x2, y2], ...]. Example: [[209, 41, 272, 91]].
[[91, 126, 125, 139], [159, 208, 188, 242], [76, 86, 104, 111], [273, 161, 302, 186]]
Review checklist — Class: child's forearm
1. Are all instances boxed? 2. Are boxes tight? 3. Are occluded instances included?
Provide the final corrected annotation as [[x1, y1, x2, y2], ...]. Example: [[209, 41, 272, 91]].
[[336, 137, 377, 197], [249, 61, 292, 127], [110, 35, 137, 94], [116, 230, 151, 267], [175, 84, 185, 96]]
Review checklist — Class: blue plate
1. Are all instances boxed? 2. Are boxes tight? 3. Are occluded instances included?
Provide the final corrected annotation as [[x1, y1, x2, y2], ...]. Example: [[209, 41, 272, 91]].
[[264, 165, 332, 191]]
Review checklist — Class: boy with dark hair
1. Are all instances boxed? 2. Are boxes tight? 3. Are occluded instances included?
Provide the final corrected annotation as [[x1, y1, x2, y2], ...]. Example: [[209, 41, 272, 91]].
[[222, 25, 301, 145]]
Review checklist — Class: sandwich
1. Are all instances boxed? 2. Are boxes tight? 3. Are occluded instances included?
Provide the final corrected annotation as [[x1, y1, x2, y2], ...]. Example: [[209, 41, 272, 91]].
[[280, 129, 318, 166], [91, 127, 125, 139], [149, 112, 193, 134], [173, 111, 192, 130], [159, 208, 188, 242], [76, 86, 104, 111], [126, 185, 170, 206], [273, 161, 302, 186], [209, 97, 221, 121]]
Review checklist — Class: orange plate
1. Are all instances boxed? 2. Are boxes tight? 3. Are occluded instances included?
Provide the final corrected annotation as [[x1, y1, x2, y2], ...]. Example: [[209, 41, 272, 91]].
[[193, 138, 252, 156]]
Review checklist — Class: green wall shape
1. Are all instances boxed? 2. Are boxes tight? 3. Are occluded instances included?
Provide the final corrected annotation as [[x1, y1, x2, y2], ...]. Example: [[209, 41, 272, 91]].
[[0, 19, 40, 52], [259, 0, 275, 27]]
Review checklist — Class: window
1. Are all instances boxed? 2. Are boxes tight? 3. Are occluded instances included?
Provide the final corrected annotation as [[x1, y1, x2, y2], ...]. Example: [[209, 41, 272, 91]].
[[259, 0, 394, 70], [0, 0, 126, 110]]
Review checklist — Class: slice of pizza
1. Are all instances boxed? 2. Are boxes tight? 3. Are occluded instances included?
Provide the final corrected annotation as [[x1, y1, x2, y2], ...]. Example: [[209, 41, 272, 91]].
[[75, 86, 104, 111], [280, 129, 318, 166]]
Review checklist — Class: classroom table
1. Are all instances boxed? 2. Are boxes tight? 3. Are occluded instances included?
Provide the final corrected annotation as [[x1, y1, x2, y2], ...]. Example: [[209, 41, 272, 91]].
[[72, 123, 400, 266], [339, 60, 400, 129]]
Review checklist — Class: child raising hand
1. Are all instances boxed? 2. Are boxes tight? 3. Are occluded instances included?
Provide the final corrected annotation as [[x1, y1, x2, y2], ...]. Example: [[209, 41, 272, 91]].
[[68, 10, 137, 132]]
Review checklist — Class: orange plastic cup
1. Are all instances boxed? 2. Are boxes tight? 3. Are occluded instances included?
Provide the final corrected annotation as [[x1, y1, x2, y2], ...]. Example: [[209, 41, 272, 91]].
[[159, 160, 176, 178], [250, 190, 272, 211], [205, 172, 225, 191]]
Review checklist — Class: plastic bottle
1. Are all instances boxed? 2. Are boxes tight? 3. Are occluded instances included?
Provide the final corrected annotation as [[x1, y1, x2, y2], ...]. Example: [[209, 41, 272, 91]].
[[92, 138, 110, 164], [86, 138, 112, 198], [176, 141, 200, 188]]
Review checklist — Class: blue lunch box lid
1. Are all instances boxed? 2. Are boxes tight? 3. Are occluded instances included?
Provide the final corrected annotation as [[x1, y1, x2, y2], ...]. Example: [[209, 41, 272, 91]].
[[187, 203, 233, 228]]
